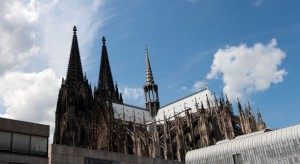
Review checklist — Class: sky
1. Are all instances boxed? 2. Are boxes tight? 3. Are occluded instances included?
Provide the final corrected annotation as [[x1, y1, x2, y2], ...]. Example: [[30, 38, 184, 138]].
[[0, 0, 299, 142]]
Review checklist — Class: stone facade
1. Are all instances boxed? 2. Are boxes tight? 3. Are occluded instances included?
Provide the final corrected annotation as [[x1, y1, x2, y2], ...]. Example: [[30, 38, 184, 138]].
[[53, 26, 266, 162], [49, 144, 184, 164]]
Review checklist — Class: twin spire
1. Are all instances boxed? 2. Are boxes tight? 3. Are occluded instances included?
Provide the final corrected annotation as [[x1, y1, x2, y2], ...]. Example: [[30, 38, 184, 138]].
[[65, 26, 114, 91], [65, 26, 84, 84], [65, 26, 156, 105], [98, 36, 115, 94]]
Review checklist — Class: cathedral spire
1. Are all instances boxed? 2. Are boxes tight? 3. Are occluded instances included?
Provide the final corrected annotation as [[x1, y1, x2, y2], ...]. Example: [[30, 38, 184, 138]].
[[65, 25, 84, 84], [98, 36, 115, 94], [144, 46, 160, 117], [145, 45, 155, 85]]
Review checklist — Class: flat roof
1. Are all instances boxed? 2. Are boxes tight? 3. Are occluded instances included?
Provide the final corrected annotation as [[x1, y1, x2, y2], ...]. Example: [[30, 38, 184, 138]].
[[0, 117, 50, 137]]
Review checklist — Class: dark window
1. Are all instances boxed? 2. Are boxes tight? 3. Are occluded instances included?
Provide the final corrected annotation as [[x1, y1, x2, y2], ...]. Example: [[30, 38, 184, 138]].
[[30, 136, 48, 155], [0, 131, 12, 151], [12, 133, 30, 153]]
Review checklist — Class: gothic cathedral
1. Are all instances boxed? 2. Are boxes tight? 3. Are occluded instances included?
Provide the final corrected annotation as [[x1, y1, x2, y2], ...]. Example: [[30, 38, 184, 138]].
[[53, 26, 266, 161]]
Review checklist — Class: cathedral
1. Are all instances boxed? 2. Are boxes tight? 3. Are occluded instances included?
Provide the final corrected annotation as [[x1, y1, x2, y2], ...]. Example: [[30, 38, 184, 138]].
[[53, 26, 266, 161]]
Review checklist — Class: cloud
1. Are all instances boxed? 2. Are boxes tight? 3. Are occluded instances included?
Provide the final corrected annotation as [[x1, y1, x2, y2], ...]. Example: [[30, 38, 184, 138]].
[[253, 0, 264, 7], [123, 87, 144, 101], [0, 0, 106, 76], [193, 81, 205, 91], [0, 69, 59, 122], [0, 69, 60, 143], [181, 86, 188, 91], [207, 39, 287, 101], [0, 0, 42, 75]]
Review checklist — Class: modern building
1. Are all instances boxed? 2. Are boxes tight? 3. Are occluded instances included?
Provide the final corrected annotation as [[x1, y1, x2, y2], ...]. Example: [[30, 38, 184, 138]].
[[0, 117, 49, 164], [185, 124, 300, 164], [53, 26, 267, 162]]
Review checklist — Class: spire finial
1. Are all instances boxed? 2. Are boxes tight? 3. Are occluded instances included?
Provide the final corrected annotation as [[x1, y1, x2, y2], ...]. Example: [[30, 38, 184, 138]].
[[145, 45, 148, 54], [73, 25, 77, 33], [102, 36, 106, 44]]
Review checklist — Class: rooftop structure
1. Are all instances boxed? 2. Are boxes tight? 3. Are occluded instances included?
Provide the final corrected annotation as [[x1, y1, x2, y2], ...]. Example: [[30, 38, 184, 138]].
[[186, 124, 300, 164]]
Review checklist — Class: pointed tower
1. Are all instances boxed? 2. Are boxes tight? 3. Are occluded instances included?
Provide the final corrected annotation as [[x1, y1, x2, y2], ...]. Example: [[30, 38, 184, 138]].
[[54, 26, 93, 147], [97, 37, 116, 99], [65, 26, 84, 85], [143, 46, 160, 117]]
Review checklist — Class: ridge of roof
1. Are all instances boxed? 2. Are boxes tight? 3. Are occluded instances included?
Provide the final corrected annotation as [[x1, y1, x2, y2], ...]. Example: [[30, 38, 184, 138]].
[[112, 102, 147, 111], [159, 88, 210, 109]]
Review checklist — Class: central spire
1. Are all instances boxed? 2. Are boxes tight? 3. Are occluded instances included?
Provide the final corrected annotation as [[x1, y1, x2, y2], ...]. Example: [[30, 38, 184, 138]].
[[65, 25, 84, 84], [98, 36, 115, 94], [145, 46, 155, 86], [144, 46, 160, 117]]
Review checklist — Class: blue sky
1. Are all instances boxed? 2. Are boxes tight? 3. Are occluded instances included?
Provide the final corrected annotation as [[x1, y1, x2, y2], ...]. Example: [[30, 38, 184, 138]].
[[0, 0, 299, 139]]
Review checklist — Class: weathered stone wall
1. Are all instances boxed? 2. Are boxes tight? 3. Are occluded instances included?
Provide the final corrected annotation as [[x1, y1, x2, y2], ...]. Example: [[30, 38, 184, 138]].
[[49, 144, 185, 164]]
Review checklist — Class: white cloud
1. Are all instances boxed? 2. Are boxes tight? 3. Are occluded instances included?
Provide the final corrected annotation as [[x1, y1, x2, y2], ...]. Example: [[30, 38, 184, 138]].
[[193, 81, 205, 91], [0, 69, 60, 122], [0, 69, 60, 143], [0, 0, 106, 76], [207, 39, 287, 101], [0, 0, 42, 75], [123, 87, 144, 101]]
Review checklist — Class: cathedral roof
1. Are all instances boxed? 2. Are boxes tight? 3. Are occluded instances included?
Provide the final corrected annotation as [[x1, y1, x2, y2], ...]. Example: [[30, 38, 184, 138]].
[[155, 88, 215, 122], [112, 102, 153, 124], [65, 26, 84, 84], [112, 88, 216, 124]]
